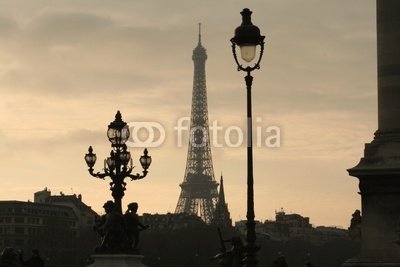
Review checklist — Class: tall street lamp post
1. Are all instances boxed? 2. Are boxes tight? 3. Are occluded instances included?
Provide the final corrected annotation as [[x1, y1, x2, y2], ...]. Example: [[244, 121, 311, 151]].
[[84, 111, 152, 215], [231, 8, 265, 267]]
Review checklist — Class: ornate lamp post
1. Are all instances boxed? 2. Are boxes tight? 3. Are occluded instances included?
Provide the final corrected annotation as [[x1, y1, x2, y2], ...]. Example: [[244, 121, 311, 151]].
[[231, 8, 265, 267], [84, 111, 152, 215]]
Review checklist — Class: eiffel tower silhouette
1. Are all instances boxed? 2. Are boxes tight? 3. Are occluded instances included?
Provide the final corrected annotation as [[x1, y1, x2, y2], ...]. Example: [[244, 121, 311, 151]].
[[174, 24, 219, 224]]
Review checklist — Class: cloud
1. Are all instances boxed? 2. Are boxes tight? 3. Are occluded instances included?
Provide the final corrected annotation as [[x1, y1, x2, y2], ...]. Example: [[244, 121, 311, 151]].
[[0, 9, 196, 98], [26, 12, 115, 45], [0, 16, 18, 37]]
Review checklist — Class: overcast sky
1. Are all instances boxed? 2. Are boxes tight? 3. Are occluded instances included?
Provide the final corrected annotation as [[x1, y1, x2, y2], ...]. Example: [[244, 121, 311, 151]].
[[0, 0, 377, 228]]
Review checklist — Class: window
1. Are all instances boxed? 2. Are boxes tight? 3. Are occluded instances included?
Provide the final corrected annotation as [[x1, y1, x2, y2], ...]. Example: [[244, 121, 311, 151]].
[[15, 239, 24, 246], [14, 217, 24, 223], [28, 228, 38, 234], [0, 217, 12, 223], [87, 217, 94, 225], [15, 227, 25, 234], [28, 217, 40, 224]]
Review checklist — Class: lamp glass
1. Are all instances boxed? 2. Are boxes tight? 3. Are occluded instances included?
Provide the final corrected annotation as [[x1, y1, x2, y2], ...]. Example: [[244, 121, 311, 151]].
[[85, 153, 97, 167], [106, 157, 116, 169], [119, 150, 131, 166], [240, 45, 256, 62], [107, 128, 118, 145], [121, 126, 130, 143], [84, 147, 97, 167], [107, 126, 130, 145], [140, 155, 152, 169]]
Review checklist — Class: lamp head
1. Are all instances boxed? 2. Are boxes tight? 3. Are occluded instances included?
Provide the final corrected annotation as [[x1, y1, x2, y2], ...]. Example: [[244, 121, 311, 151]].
[[84, 146, 97, 168], [231, 8, 265, 63], [107, 111, 130, 147], [139, 148, 152, 170]]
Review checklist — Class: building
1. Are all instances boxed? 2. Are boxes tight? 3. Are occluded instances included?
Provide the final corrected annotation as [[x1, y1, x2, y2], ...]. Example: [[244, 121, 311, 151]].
[[0, 200, 78, 249], [235, 220, 265, 237], [0, 188, 99, 267], [141, 212, 205, 230], [35, 188, 97, 228], [235, 209, 350, 245], [211, 174, 232, 227], [274, 208, 311, 228]]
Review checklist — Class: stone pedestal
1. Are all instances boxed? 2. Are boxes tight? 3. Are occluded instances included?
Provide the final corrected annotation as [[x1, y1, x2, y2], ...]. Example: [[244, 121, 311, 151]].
[[344, 146, 400, 267], [87, 254, 147, 267]]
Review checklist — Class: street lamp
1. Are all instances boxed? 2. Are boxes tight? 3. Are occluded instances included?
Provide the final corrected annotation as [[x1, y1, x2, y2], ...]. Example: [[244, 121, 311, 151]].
[[84, 111, 152, 215], [231, 8, 265, 267]]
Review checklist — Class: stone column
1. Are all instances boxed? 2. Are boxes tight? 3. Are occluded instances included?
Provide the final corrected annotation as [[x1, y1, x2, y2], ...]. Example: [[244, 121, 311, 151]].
[[344, 0, 400, 266]]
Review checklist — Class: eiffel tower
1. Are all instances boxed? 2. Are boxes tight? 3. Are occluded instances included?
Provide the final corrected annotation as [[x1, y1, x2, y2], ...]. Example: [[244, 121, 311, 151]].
[[174, 24, 219, 224]]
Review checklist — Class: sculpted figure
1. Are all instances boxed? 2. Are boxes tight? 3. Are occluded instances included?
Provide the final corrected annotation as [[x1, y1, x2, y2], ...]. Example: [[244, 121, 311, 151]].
[[93, 201, 125, 253], [211, 235, 244, 267], [0, 247, 22, 267], [21, 249, 44, 267], [124, 202, 149, 252], [270, 256, 288, 267], [348, 209, 362, 240]]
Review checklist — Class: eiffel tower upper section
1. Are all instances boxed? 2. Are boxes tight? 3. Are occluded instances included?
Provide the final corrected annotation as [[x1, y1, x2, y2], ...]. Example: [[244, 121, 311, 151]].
[[175, 24, 219, 224]]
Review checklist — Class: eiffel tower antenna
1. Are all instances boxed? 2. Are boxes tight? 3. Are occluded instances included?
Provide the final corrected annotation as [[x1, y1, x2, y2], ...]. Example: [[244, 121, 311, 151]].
[[198, 23, 202, 44], [174, 24, 219, 224]]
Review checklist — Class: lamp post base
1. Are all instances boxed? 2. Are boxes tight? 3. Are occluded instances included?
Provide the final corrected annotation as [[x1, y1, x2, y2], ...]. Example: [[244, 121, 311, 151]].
[[87, 254, 147, 267]]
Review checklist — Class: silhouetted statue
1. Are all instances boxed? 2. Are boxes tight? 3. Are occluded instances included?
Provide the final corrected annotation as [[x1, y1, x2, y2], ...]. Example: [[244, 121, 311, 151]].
[[270, 255, 288, 267], [21, 249, 44, 267], [211, 228, 244, 267], [94, 200, 125, 253], [0, 247, 22, 267], [124, 202, 149, 253], [348, 209, 362, 240]]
